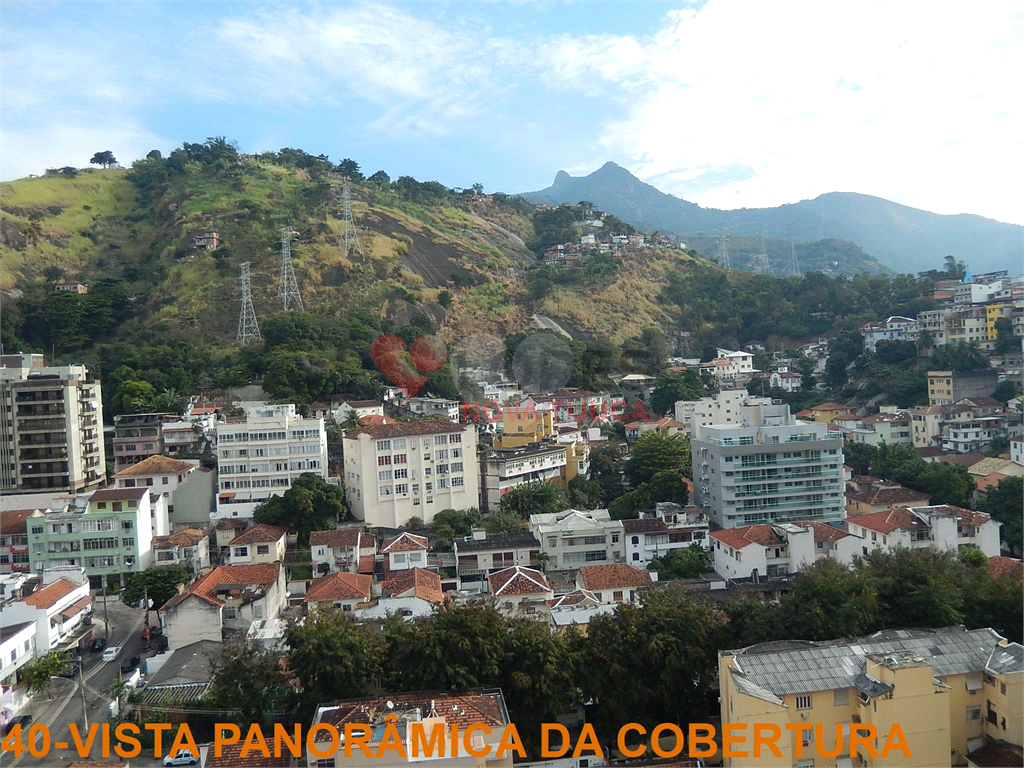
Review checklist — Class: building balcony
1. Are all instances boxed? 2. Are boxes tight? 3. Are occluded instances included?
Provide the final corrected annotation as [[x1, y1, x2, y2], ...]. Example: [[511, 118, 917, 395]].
[[18, 434, 67, 447], [17, 418, 66, 432]]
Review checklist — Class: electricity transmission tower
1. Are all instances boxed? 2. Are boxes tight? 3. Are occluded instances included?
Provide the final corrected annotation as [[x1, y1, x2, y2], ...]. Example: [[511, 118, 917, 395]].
[[751, 222, 771, 275], [339, 180, 360, 257], [277, 226, 304, 311], [786, 224, 801, 277], [237, 261, 262, 346], [718, 225, 730, 269]]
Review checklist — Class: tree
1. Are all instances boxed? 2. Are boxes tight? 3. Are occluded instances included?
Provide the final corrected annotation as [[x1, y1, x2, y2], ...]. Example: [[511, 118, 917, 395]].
[[859, 549, 964, 630], [367, 170, 390, 185], [90, 150, 117, 168], [121, 563, 190, 611], [483, 509, 526, 535], [20, 652, 71, 696], [625, 432, 691, 487], [928, 342, 988, 372], [499, 479, 569, 519], [648, 370, 704, 416], [204, 639, 293, 723], [780, 559, 878, 640], [437, 290, 452, 308], [977, 476, 1023, 555], [992, 379, 1018, 404], [566, 474, 604, 510], [430, 507, 481, 550], [286, 610, 381, 719], [253, 473, 347, 544], [993, 317, 1017, 354], [843, 440, 876, 476], [649, 544, 711, 580], [913, 461, 975, 507]]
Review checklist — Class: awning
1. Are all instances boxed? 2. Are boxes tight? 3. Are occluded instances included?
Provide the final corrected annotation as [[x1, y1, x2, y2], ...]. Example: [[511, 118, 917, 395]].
[[60, 596, 92, 620]]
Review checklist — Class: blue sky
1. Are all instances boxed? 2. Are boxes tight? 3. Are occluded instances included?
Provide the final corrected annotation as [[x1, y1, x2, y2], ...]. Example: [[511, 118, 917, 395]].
[[3, 1, 1022, 224]]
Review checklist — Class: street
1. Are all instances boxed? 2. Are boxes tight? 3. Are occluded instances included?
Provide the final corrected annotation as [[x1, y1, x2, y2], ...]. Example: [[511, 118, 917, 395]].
[[7, 597, 150, 768]]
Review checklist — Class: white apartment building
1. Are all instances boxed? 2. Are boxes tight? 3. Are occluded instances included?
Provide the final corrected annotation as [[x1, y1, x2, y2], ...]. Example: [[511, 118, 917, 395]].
[[1011, 435, 1024, 465], [675, 389, 774, 438], [910, 405, 949, 449], [860, 315, 917, 353], [710, 520, 863, 581], [846, 504, 1001, 558], [940, 414, 1006, 454], [224, 524, 287, 565], [833, 409, 913, 447], [529, 508, 624, 569], [0, 620, 36, 688], [0, 354, 105, 494], [113, 454, 214, 529], [481, 443, 567, 513], [767, 370, 802, 392], [0, 566, 92, 652], [622, 503, 710, 567], [215, 404, 328, 520], [407, 397, 460, 422], [343, 421, 479, 528], [691, 402, 846, 529]]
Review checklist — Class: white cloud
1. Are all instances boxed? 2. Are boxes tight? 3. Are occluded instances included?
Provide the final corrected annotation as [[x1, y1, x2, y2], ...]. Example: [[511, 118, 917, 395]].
[[540, 0, 1024, 224]]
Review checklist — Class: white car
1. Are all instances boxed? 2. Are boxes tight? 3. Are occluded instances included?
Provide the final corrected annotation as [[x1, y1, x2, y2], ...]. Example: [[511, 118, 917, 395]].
[[163, 749, 199, 766], [101, 646, 120, 662]]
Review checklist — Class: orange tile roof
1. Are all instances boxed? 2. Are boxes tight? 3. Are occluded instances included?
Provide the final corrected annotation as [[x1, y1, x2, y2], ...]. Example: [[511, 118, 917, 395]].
[[811, 402, 848, 411], [165, 563, 281, 608], [60, 595, 92, 620], [112, 455, 196, 477], [359, 414, 396, 426], [381, 567, 443, 604], [847, 486, 932, 507], [305, 571, 372, 603], [988, 556, 1024, 581], [488, 566, 551, 596], [317, 690, 507, 736], [206, 740, 289, 767], [578, 564, 653, 591], [24, 578, 80, 609], [976, 472, 1009, 492], [227, 524, 288, 546], [152, 528, 208, 549], [89, 487, 148, 502], [710, 525, 786, 549], [381, 532, 428, 552], [309, 529, 361, 548], [847, 508, 928, 534], [357, 554, 376, 574], [546, 589, 600, 608]]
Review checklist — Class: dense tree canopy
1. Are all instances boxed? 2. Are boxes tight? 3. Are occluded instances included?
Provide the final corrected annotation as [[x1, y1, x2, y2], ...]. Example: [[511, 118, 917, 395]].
[[625, 432, 691, 486], [122, 563, 190, 611], [253, 473, 348, 544]]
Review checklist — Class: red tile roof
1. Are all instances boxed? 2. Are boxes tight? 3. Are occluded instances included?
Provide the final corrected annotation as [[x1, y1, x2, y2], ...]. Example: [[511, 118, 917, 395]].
[[165, 563, 281, 608], [381, 532, 428, 552], [112, 455, 196, 477], [0, 509, 34, 535], [546, 589, 599, 608], [578, 563, 653, 591], [622, 518, 669, 535], [305, 571, 372, 603], [345, 399, 382, 408], [381, 568, 443, 604], [309, 529, 360, 548], [60, 595, 92, 620], [988, 556, 1024, 581], [359, 414, 396, 426], [206, 740, 289, 767], [488, 566, 551, 596], [911, 405, 949, 415], [847, 486, 931, 507], [227, 524, 288, 546], [316, 691, 507, 735], [24, 578, 80, 609], [976, 472, 1009, 492], [214, 519, 247, 531], [358, 554, 375, 574], [152, 528, 208, 549], [810, 402, 848, 411], [344, 421, 465, 439], [798, 520, 854, 542], [710, 525, 786, 549], [847, 508, 927, 534], [936, 452, 987, 468]]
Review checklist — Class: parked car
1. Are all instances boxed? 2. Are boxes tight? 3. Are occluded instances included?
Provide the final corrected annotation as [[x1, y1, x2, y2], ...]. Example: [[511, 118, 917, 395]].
[[120, 656, 141, 673], [102, 646, 120, 662], [163, 748, 199, 766], [2, 715, 31, 736], [58, 662, 79, 678], [140, 626, 162, 640], [89, 637, 107, 652]]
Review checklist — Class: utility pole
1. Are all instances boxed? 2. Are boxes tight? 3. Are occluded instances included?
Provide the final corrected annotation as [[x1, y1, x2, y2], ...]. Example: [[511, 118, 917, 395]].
[[103, 589, 109, 640], [786, 223, 801, 277], [78, 666, 89, 730], [237, 261, 262, 346], [339, 180, 360, 257], [143, 583, 149, 629], [277, 226, 304, 311], [718, 225, 730, 270]]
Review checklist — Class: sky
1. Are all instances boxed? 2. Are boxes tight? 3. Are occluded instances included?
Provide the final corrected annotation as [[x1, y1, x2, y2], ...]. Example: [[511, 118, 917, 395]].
[[2, 1, 1022, 224]]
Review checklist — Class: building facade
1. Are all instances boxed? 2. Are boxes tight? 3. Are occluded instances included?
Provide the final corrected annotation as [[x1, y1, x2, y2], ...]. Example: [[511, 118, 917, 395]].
[[529, 509, 625, 569], [692, 402, 845, 529], [215, 404, 328, 520], [0, 354, 105, 494]]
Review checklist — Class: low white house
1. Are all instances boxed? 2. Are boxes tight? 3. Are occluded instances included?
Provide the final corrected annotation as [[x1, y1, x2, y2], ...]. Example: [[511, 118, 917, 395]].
[[224, 524, 288, 565], [0, 566, 91, 653], [710, 520, 863, 581], [380, 533, 429, 577], [487, 566, 553, 621], [622, 504, 710, 567], [576, 563, 653, 604], [768, 371, 803, 393], [333, 399, 384, 425], [303, 571, 372, 614], [310, 528, 375, 575], [151, 528, 211, 575], [845, 504, 1001, 558], [356, 567, 443, 621], [160, 562, 286, 651]]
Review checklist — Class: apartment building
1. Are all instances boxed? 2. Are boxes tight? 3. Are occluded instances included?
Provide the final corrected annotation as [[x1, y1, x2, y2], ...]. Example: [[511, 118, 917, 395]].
[[940, 413, 1006, 454], [215, 404, 328, 520], [719, 626, 1022, 768], [27, 487, 167, 589], [113, 454, 215, 529], [910, 405, 949, 449], [0, 620, 36, 689], [453, 531, 541, 587], [622, 503, 710, 567], [0, 354, 105, 494], [0, 509, 34, 574], [407, 397, 460, 422], [0, 566, 92, 653], [710, 520, 863, 581], [927, 369, 999, 406], [860, 315, 917, 353], [111, 412, 175, 471], [846, 504, 1001, 558], [310, 528, 375, 575], [675, 389, 774, 438], [835, 410, 913, 447], [529, 508, 624, 569], [481, 443, 567, 513], [151, 528, 210, 575], [343, 421, 478, 527], [692, 402, 845, 529]]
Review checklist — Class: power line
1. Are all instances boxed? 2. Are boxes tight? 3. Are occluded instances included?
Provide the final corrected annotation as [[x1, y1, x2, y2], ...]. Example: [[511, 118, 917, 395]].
[[718, 225, 730, 269], [339, 179, 360, 257], [237, 261, 262, 346], [787, 223, 801, 277], [277, 226, 304, 311], [751, 222, 771, 275]]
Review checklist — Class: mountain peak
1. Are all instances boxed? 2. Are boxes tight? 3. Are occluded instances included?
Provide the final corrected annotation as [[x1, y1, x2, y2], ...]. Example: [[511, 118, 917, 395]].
[[553, 170, 571, 183]]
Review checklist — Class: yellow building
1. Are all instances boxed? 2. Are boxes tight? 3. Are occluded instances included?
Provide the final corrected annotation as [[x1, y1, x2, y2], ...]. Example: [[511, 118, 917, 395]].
[[985, 304, 1009, 340], [719, 626, 1022, 768], [808, 402, 852, 423], [494, 398, 590, 486]]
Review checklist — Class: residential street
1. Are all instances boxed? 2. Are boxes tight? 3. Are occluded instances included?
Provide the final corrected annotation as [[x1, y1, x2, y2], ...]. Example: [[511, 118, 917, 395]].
[[8, 598, 149, 768]]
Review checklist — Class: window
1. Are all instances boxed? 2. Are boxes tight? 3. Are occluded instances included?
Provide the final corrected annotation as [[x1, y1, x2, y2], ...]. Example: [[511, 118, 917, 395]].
[[393, 454, 407, 464], [253, 604, 263, 619], [31, 526, 43, 535], [1000, 682, 1006, 695], [395, 483, 408, 494], [378, 470, 393, 481], [795, 695, 812, 710], [967, 706, 981, 722], [376, 440, 392, 451], [379, 486, 392, 496], [377, 455, 392, 466], [122, 538, 135, 548], [234, 547, 248, 557], [257, 545, 270, 555], [834, 689, 849, 706], [394, 468, 408, 479], [452, 477, 464, 487], [613, 591, 623, 601], [223, 606, 236, 620]]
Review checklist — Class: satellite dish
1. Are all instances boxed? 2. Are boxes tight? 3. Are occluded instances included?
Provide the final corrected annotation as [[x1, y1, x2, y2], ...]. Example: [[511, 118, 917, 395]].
[[386, 701, 394, 710]]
